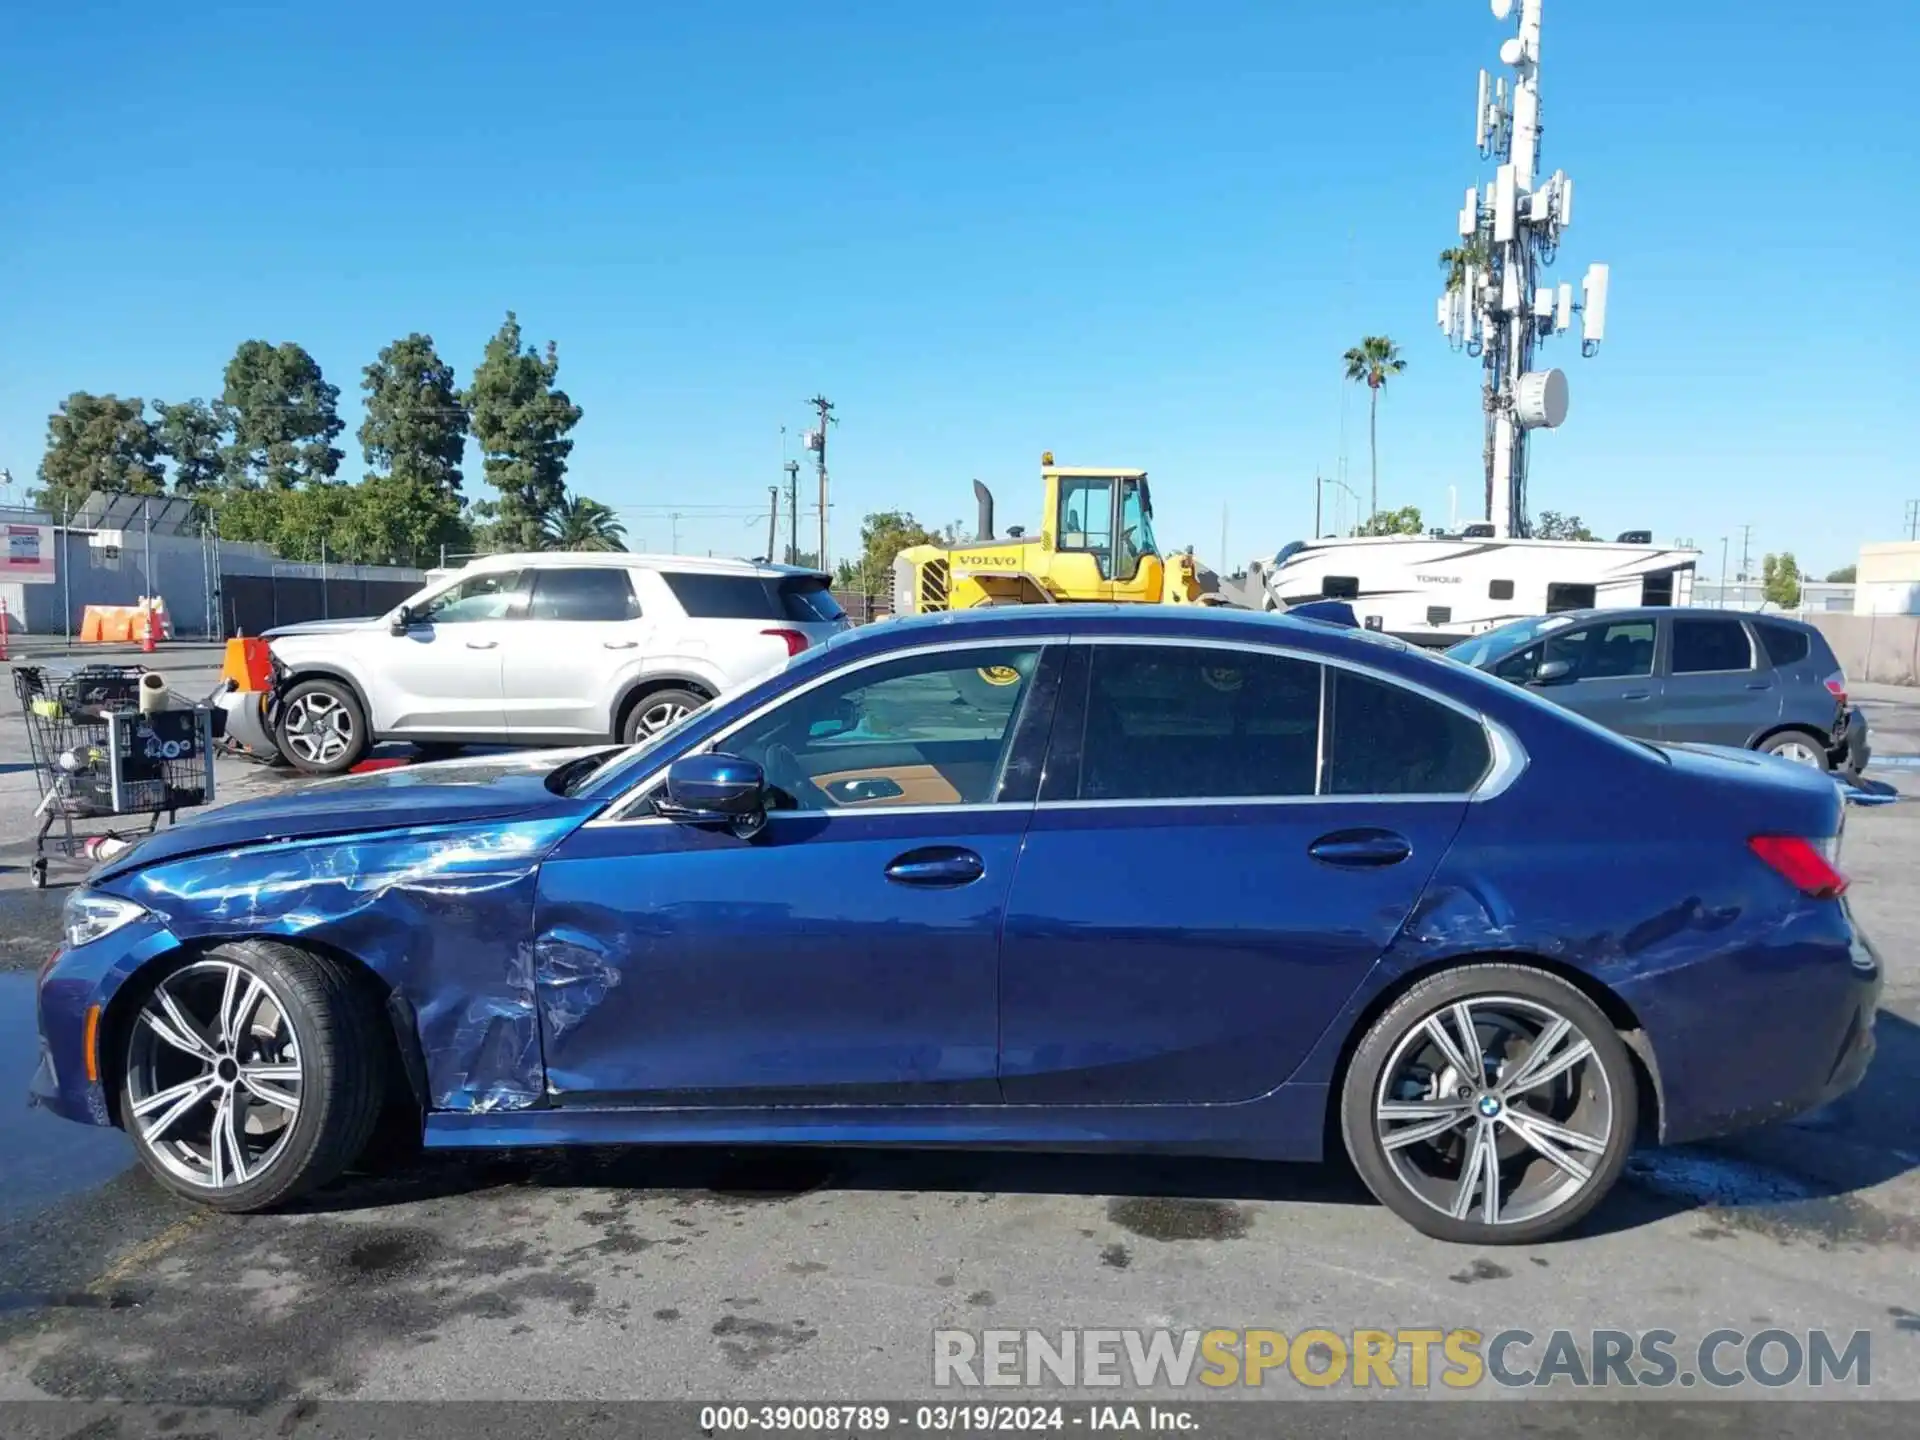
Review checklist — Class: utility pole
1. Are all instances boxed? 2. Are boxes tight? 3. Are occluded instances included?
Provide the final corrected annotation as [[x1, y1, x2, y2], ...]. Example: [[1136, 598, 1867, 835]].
[[1906, 498, 1919, 541], [669, 512, 682, 554], [1440, 0, 1609, 537], [1719, 537, 1730, 607], [1313, 474, 1322, 539], [1738, 524, 1753, 585], [804, 395, 835, 574], [766, 486, 780, 562], [784, 460, 801, 565]]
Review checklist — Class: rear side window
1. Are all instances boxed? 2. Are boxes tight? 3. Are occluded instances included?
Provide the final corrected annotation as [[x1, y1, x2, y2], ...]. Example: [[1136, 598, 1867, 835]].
[[1671, 618, 1754, 674], [663, 572, 841, 622], [527, 568, 641, 622], [1322, 576, 1360, 600], [1755, 621, 1811, 667], [1076, 645, 1321, 800], [1325, 670, 1492, 795]]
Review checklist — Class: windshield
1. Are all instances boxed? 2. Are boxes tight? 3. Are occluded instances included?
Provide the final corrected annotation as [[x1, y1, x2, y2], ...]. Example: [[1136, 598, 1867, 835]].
[[1443, 612, 1580, 669], [1121, 480, 1158, 559]]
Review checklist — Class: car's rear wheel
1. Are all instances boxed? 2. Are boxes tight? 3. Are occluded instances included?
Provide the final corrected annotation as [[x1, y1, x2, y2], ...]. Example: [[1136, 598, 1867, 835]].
[[119, 942, 391, 1212], [275, 678, 371, 776], [1760, 729, 1831, 771], [622, 686, 708, 744], [1340, 964, 1637, 1245]]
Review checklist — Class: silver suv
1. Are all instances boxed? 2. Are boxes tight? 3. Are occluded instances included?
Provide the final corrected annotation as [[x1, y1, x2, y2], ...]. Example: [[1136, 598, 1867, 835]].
[[263, 554, 848, 775]]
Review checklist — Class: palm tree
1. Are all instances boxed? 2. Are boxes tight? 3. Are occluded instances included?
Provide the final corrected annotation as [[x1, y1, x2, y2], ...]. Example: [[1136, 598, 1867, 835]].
[[1342, 336, 1406, 522], [1437, 240, 1487, 293], [541, 492, 628, 552]]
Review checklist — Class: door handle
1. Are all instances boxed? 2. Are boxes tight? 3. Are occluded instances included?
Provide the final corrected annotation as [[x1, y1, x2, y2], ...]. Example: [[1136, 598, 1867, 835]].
[[885, 847, 985, 887], [1308, 829, 1412, 868], [1622, 690, 1652, 700], [1744, 682, 1770, 690], [465, 639, 498, 650], [603, 640, 639, 650]]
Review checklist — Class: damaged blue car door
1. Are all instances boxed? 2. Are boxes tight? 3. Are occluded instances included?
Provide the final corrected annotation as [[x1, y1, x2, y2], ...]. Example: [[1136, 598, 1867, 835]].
[[531, 641, 1062, 1105]]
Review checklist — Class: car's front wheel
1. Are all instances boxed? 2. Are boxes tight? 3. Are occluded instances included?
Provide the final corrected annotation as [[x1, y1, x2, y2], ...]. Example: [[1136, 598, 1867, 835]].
[[275, 678, 371, 776], [119, 942, 391, 1212], [1340, 964, 1637, 1245]]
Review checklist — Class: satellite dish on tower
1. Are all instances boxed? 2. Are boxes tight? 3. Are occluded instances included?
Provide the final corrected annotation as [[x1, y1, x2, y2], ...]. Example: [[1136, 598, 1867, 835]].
[[1514, 369, 1569, 429], [1490, 0, 1515, 18]]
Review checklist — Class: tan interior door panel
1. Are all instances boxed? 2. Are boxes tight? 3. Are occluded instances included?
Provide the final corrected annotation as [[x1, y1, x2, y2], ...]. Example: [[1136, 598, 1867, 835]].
[[814, 764, 962, 808]]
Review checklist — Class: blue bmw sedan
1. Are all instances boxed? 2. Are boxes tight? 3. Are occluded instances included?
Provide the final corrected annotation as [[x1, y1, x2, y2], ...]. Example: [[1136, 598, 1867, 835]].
[[32, 605, 1879, 1244]]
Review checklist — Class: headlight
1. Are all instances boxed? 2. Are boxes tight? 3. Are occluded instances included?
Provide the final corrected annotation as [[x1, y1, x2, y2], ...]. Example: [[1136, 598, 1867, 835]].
[[63, 892, 146, 950]]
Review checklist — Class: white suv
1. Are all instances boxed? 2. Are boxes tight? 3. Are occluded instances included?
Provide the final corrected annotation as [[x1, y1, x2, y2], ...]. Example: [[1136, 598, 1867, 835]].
[[263, 553, 849, 775]]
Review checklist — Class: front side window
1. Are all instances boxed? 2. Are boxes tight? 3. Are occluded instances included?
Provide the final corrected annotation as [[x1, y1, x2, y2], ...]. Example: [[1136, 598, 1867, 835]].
[[527, 567, 641, 622], [1671, 618, 1754, 674], [1075, 645, 1321, 801], [1324, 669, 1491, 795], [1057, 478, 1115, 574], [415, 570, 525, 624], [718, 646, 1042, 811]]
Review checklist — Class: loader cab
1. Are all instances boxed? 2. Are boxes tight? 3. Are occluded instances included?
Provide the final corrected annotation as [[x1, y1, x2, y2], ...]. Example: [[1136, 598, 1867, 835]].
[[1044, 463, 1160, 590]]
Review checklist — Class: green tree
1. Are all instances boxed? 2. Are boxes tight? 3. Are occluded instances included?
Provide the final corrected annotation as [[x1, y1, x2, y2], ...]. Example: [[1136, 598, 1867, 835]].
[[541, 492, 627, 551], [1534, 510, 1596, 541], [357, 333, 471, 564], [155, 399, 226, 493], [1826, 564, 1857, 583], [33, 392, 163, 513], [1341, 336, 1406, 524], [1438, 240, 1487, 293], [220, 340, 345, 490], [1354, 505, 1424, 537], [465, 312, 583, 551], [836, 510, 945, 590], [1761, 553, 1802, 610]]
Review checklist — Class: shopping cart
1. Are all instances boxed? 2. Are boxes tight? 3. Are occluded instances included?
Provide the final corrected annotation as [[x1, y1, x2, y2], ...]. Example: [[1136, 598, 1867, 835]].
[[12, 664, 216, 889]]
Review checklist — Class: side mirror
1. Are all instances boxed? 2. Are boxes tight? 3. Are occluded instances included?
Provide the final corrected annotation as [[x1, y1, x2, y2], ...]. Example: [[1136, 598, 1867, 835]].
[[657, 753, 767, 837], [389, 605, 413, 636], [1533, 658, 1575, 685]]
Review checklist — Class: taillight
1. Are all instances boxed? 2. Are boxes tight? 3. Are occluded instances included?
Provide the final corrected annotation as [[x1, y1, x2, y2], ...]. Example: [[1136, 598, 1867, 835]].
[[1824, 671, 1847, 707], [762, 628, 810, 657], [1749, 835, 1849, 899]]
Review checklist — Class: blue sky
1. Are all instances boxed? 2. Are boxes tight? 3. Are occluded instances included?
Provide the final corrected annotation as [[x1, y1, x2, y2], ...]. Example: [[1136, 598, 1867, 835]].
[[3, 0, 1916, 576]]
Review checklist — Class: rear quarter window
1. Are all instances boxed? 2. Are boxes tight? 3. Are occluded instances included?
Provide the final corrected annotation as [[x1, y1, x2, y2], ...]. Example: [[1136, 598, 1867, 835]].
[[1324, 670, 1492, 795], [662, 572, 839, 622]]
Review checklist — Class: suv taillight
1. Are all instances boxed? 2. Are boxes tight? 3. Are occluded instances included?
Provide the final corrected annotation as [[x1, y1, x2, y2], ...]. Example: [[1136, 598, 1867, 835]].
[[1824, 671, 1847, 707], [762, 628, 810, 657], [1749, 835, 1849, 899]]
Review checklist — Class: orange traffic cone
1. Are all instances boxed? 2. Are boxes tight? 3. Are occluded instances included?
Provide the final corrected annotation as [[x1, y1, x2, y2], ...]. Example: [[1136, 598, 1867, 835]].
[[140, 604, 157, 655]]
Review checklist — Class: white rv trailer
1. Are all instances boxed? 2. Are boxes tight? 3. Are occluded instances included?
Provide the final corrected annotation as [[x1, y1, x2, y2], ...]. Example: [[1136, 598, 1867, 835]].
[[1252, 531, 1699, 647]]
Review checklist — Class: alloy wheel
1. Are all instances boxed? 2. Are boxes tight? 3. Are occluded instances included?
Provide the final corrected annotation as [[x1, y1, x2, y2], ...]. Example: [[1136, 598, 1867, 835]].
[[281, 692, 355, 766], [126, 959, 304, 1191], [1372, 995, 1613, 1228], [1772, 739, 1824, 767], [638, 700, 690, 736]]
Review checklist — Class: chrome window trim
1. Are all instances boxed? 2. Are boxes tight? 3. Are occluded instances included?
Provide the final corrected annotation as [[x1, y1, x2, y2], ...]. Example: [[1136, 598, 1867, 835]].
[[588, 627, 1530, 827], [589, 634, 1068, 826]]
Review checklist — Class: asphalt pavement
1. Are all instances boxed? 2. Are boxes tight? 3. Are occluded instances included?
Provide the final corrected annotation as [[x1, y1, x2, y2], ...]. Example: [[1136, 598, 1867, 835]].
[[2, 660, 1919, 1420]]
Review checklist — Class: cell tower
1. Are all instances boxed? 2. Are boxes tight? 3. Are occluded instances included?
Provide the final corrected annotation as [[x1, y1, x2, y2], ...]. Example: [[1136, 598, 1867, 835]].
[[1436, 0, 1610, 537]]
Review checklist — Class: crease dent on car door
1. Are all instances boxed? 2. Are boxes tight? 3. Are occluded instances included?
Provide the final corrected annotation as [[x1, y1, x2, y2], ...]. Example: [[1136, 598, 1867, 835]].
[[998, 644, 1482, 1107], [530, 641, 1063, 1107]]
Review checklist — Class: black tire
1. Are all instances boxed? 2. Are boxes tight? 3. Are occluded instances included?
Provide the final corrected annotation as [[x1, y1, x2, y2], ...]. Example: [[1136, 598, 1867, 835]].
[[274, 677, 371, 776], [1340, 963, 1638, 1246], [29, 860, 47, 890], [621, 686, 708, 744], [1759, 729, 1832, 772], [118, 940, 393, 1213]]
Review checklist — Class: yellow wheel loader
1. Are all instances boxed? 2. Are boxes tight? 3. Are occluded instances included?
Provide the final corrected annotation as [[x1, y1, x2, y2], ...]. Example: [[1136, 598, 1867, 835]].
[[890, 455, 1227, 615]]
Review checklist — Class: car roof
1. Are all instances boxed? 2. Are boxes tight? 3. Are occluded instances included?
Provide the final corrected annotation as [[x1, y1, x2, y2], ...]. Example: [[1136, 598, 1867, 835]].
[[465, 551, 826, 580], [1538, 606, 1817, 631]]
